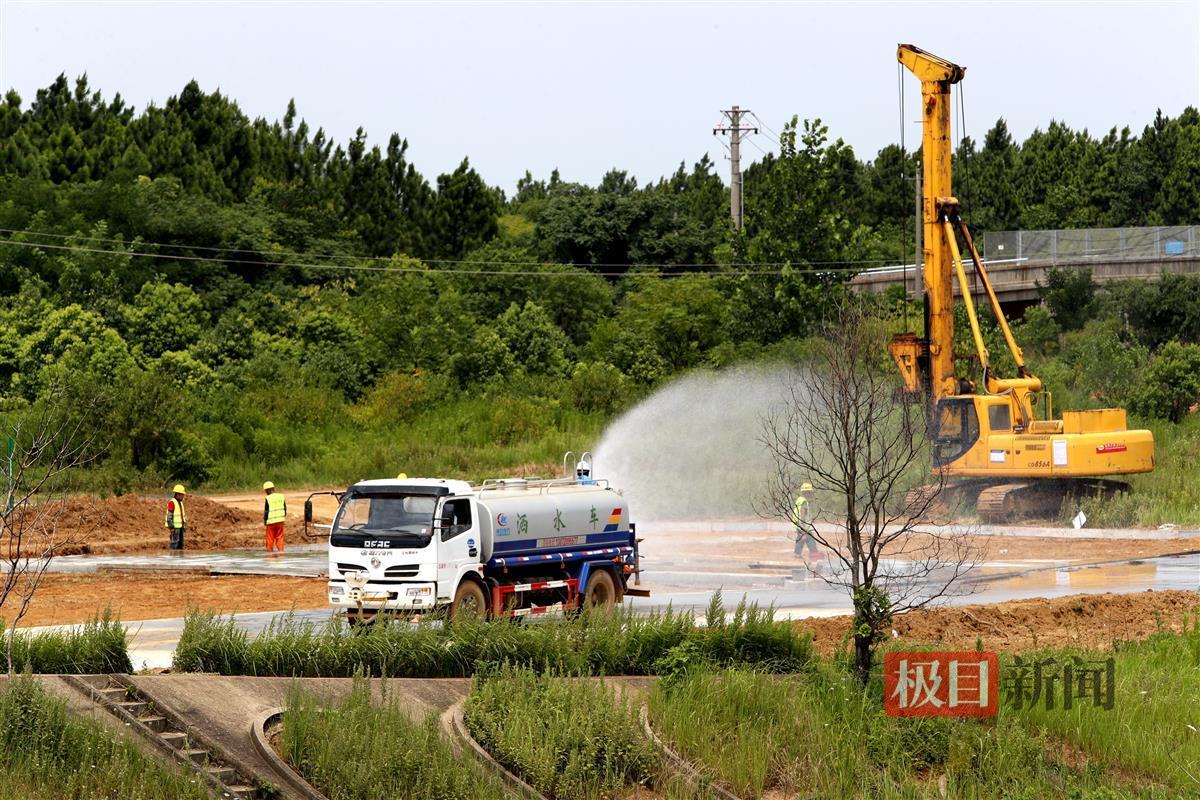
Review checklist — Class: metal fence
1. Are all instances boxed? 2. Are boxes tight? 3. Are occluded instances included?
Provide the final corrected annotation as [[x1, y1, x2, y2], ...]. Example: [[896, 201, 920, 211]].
[[975, 225, 1200, 262]]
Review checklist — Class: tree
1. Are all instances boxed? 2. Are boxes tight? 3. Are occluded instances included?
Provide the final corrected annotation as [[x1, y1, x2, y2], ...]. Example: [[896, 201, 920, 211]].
[[760, 302, 978, 682], [430, 158, 500, 259], [1132, 340, 1200, 423], [1, 384, 103, 673], [1037, 267, 1096, 331]]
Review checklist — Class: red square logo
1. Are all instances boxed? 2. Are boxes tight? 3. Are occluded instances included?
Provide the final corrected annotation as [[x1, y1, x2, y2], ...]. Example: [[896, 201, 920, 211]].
[[884, 651, 999, 717]]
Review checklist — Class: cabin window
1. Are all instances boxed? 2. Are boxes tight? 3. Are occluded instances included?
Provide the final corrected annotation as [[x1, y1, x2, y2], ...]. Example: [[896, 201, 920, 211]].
[[932, 398, 980, 467], [988, 404, 1012, 432], [440, 499, 473, 541]]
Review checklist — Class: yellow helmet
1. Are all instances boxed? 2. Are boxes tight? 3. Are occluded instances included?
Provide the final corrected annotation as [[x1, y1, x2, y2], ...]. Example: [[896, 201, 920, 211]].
[[262, 481, 275, 491], [172, 484, 186, 494], [396, 473, 409, 480], [800, 482, 813, 492]]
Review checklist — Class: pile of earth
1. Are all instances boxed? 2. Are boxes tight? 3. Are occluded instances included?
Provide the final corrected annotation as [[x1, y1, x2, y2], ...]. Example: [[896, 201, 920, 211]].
[[796, 590, 1200, 654], [37, 494, 277, 555]]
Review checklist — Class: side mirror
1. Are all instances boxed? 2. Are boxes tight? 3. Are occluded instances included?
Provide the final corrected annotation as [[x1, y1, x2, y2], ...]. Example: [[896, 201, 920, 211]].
[[304, 499, 313, 523]]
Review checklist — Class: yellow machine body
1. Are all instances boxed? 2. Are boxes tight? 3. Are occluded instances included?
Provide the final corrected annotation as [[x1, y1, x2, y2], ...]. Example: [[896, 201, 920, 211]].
[[893, 44, 1154, 484]]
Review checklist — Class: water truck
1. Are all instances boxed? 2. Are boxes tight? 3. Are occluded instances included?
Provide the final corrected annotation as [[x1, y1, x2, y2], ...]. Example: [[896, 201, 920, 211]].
[[306, 455, 646, 621]]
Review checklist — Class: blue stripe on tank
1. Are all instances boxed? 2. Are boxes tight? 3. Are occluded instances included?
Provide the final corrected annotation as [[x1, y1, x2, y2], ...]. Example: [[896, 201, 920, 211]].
[[490, 530, 631, 555]]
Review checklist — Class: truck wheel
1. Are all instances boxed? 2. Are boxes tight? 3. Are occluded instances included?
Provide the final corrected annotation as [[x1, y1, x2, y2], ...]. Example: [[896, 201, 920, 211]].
[[583, 569, 617, 611], [450, 580, 487, 622]]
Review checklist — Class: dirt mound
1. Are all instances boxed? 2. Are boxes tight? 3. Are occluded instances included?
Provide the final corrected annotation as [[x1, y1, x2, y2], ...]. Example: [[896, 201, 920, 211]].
[[796, 590, 1200, 655], [47, 495, 266, 555]]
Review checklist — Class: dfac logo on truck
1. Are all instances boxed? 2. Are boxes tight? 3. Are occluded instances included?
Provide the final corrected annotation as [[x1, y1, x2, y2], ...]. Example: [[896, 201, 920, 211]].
[[495, 512, 512, 537]]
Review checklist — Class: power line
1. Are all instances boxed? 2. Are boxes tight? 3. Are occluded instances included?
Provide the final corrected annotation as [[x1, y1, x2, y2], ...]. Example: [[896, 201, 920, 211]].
[[0, 235, 896, 276], [750, 112, 781, 142]]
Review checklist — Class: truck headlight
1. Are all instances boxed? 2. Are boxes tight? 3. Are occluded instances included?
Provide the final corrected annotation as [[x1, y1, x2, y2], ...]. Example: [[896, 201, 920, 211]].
[[329, 585, 344, 596], [406, 587, 432, 597]]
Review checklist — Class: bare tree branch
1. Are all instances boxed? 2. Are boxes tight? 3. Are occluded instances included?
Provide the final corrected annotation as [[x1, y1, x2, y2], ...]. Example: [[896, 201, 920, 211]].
[[1, 381, 104, 674], [757, 300, 981, 681]]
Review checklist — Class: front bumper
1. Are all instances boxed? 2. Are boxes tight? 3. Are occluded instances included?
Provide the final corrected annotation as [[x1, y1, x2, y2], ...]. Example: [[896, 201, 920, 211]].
[[328, 581, 437, 611]]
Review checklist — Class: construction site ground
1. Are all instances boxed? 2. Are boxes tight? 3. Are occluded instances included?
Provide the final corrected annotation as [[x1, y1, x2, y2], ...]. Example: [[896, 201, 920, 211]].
[[10, 491, 1199, 665]]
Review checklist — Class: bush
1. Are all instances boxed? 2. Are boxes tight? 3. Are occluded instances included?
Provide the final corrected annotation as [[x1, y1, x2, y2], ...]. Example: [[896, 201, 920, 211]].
[[570, 361, 627, 413], [464, 666, 659, 799], [173, 596, 810, 677], [351, 370, 451, 425], [1038, 267, 1096, 331], [283, 677, 510, 799], [0, 675, 209, 799], [1131, 340, 1200, 423], [4, 610, 131, 674], [487, 396, 552, 445], [155, 428, 211, 485], [1013, 305, 1062, 355]]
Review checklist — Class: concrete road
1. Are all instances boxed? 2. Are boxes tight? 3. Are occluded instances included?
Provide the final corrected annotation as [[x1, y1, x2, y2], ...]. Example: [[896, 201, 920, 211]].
[[99, 551, 1197, 671]]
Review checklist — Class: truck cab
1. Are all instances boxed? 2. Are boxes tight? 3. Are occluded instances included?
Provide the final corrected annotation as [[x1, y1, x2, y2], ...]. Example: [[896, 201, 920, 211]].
[[326, 478, 483, 615]]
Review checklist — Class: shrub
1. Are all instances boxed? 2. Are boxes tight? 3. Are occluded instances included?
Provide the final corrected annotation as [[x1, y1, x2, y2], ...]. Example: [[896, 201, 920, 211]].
[[1132, 340, 1200, 422], [283, 677, 510, 799], [0, 674, 209, 799], [1038, 267, 1096, 331], [487, 396, 552, 445], [351, 370, 451, 425], [570, 360, 627, 413], [464, 666, 659, 799], [173, 596, 810, 678], [5, 611, 131, 674]]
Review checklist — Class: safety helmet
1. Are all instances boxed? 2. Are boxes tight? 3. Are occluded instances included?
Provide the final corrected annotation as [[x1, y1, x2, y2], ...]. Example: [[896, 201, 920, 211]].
[[262, 481, 275, 491], [173, 484, 186, 494], [800, 482, 813, 492], [576, 460, 591, 475], [397, 472, 408, 480]]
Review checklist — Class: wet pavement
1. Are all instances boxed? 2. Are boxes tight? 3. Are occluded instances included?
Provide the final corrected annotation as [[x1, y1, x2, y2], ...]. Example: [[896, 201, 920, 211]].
[[38, 544, 328, 577], [15, 520, 1199, 670], [85, 551, 1195, 670]]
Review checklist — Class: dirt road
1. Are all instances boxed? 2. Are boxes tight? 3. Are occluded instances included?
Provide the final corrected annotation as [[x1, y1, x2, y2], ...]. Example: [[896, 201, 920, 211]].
[[13, 572, 326, 627]]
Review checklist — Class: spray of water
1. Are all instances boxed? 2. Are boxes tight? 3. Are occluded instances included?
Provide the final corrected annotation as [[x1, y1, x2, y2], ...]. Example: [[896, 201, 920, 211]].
[[594, 366, 800, 521]]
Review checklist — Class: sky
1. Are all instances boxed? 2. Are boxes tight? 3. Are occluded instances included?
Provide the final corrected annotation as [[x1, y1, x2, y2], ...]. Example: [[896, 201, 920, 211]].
[[1, 1, 1198, 193]]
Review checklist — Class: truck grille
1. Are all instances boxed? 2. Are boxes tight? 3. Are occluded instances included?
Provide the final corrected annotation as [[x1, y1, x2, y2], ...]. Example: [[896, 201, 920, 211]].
[[336, 563, 366, 575], [384, 564, 420, 578]]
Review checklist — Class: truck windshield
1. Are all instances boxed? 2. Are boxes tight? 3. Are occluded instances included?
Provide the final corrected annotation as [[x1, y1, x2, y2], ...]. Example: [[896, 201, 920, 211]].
[[331, 494, 436, 547]]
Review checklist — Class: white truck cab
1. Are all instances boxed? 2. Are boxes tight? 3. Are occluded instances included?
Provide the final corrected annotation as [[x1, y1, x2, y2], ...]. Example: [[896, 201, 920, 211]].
[[326, 478, 482, 614]]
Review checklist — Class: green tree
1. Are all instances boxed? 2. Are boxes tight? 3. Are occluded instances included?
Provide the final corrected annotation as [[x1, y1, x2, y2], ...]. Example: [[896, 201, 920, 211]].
[[125, 282, 207, 359], [1037, 268, 1096, 331], [1132, 341, 1200, 423]]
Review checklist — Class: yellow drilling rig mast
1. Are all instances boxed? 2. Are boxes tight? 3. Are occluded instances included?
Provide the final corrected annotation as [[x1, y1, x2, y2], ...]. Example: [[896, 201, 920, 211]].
[[889, 44, 1154, 521]]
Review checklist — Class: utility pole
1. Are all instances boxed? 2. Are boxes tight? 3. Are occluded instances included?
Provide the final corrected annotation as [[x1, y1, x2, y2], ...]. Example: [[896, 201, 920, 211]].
[[714, 106, 758, 230]]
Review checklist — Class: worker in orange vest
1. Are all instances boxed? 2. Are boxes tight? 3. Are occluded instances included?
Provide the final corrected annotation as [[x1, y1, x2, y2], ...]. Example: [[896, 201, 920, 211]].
[[165, 484, 187, 552], [263, 481, 286, 553]]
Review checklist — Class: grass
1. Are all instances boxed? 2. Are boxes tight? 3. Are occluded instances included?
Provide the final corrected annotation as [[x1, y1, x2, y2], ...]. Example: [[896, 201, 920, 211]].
[[1069, 413, 1200, 528], [174, 594, 812, 678], [3, 610, 131, 674], [75, 387, 614, 495], [0, 674, 210, 799], [464, 665, 660, 800], [1007, 616, 1200, 795], [282, 676, 512, 800], [649, 664, 1176, 799]]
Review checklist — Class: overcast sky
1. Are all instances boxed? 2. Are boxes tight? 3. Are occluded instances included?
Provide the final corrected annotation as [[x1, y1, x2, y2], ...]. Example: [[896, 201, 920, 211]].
[[2, 1, 1197, 192]]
